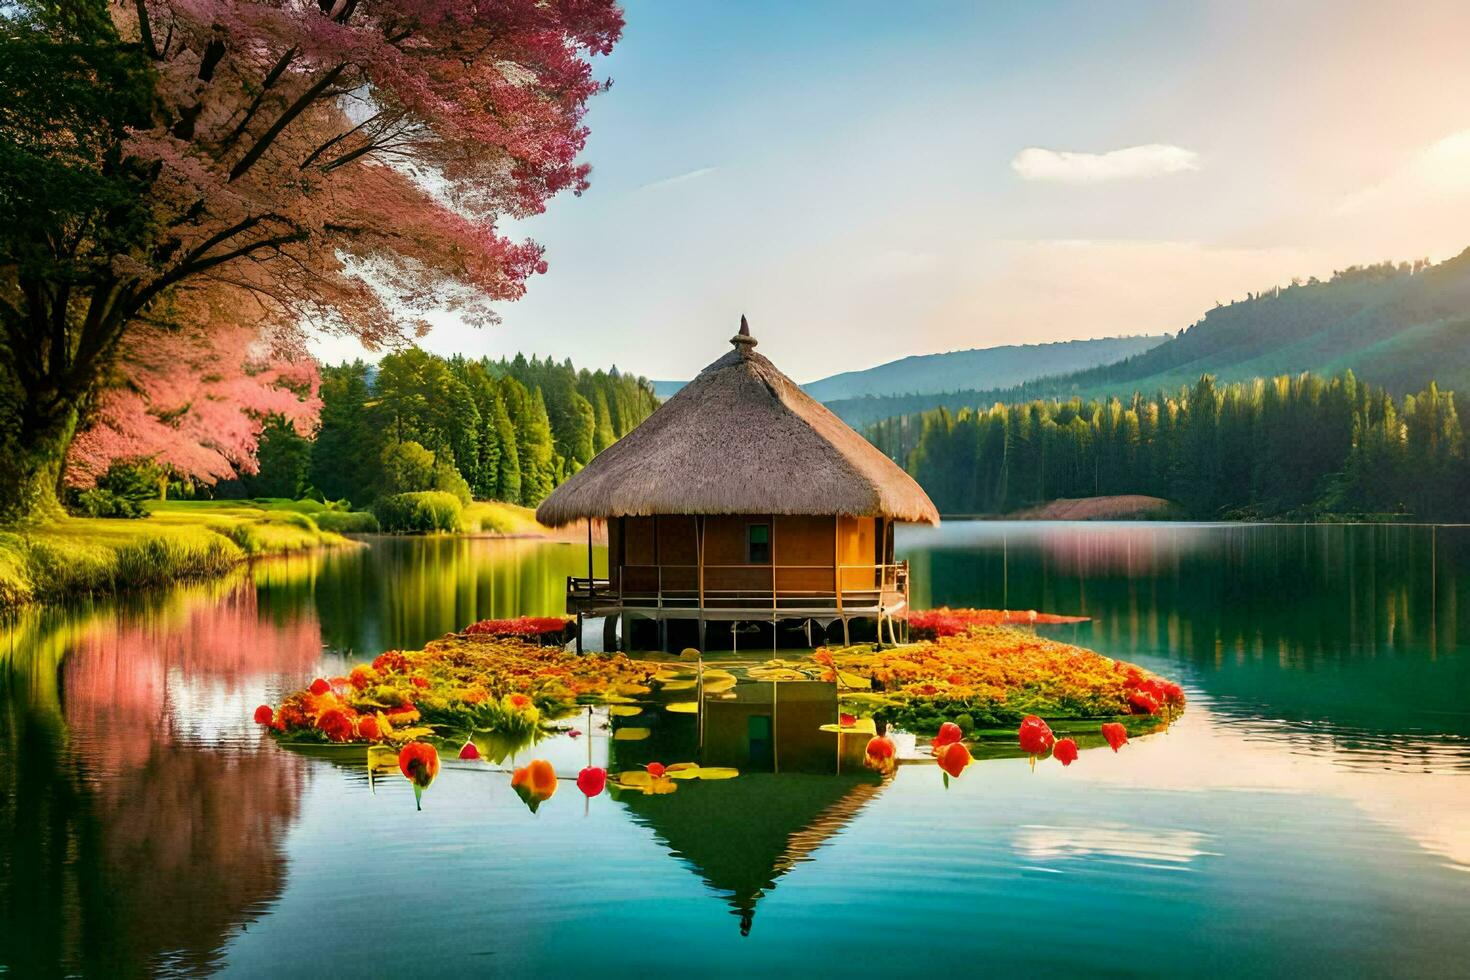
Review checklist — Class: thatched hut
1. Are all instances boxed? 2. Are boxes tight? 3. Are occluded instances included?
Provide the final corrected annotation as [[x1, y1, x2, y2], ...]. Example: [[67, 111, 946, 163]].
[[536, 317, 939, 652]]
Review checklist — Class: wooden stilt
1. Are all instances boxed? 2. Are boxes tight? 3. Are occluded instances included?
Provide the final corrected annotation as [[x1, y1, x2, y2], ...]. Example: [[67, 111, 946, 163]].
[[575, 611, 584, 655]]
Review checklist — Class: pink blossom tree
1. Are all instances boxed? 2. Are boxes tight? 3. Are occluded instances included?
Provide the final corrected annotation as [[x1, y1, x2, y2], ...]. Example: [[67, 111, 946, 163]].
[[0, 0, 622, 521]]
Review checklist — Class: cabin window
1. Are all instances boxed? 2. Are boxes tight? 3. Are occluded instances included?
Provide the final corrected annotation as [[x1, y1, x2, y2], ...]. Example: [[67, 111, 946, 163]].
[[746, 523, 771, 563]]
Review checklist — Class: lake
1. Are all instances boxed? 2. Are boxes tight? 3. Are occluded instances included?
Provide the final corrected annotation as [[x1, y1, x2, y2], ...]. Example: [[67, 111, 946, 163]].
[[3, 523, 1469, 977]]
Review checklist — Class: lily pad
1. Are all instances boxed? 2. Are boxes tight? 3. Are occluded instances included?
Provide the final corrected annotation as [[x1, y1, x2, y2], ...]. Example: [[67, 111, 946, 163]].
[[608, 705, 644, 717], [659, 679, 698, 691], [819, 717, 877, 735], [665, 701, 699, 714], [612, 727, 651, 741]]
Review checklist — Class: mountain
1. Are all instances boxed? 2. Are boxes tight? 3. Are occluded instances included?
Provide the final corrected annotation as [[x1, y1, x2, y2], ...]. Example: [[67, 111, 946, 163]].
[[831, 248, 1470, 427], [800, 336, 1168, 403], [651, 335, 1166, 409]]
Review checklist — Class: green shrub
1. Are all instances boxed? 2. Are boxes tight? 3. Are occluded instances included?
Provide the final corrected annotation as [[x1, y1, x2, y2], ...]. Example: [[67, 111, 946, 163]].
[[313, 510, 380, 533], [260, 509, 320, 531], [373, 491, 464, 533], [73, 487, 147, 519]]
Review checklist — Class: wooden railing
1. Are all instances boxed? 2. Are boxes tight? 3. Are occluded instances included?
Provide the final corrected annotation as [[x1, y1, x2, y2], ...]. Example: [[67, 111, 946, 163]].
[[566, 561, 909, 615]]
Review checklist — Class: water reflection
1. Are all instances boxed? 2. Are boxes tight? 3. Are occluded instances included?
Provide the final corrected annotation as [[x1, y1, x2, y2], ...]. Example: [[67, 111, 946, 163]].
[[902, 522, 1470, 747], [0, 586, 307, 977]]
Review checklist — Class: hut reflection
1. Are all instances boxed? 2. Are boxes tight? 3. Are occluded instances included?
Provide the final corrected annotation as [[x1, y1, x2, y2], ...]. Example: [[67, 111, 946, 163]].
[[612, 679, 884, 934]]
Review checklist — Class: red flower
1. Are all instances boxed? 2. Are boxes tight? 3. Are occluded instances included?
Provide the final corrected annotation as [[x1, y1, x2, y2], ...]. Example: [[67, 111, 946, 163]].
[[508, 693, 532, 710], [411, 676, 430, 689], [937, 740, 971, 779], [357, 715, 382, 741], [348, 665, 375, 690], [253, 704, 274, 725], [839, 713, 857, 727], [645, 762, 666, 778], [316, 708, 354, 743], [399, 742, 440, 810], [1128, 691, 1159, 715], [1053, 738, 1078, 766], [458, 741, 481, 760], [373, 651, 409, 674], [309, 678, 331, 696], [1018, 715, 1055, 756], [934, 721, 963, 749], [1101, 722, 1128, 752], [1161, 682, 1185, 707], [577, 766, 607, 798], [864, 736, 895, 760]]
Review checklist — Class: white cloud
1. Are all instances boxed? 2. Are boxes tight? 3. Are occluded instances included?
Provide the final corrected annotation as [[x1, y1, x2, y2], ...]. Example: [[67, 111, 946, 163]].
[[1011, 144, 1200, 182], [637, 166, 718, 192]]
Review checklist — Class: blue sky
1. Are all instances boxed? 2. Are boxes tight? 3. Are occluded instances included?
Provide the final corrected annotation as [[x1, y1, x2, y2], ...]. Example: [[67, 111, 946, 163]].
[[318, 0, 1470, 382]]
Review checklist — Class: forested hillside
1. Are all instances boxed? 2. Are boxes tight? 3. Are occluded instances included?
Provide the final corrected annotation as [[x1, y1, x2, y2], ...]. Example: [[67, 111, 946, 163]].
[[869, 372, 1466, 520], [244, 352, 657, 507], [802, 336, 1167, 402], [834, 249, 1470, 427]]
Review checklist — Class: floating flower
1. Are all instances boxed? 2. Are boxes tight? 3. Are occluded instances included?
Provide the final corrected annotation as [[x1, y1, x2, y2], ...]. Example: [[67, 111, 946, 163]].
[[253, 704, 274, 725], [840, 713, 857, 727], [568, 729, 583, 738], [864, 735, 897, 774], [309, 678, 331, 696], [1053, 738, 1078, 766], [511, 759, 558, 813], [577, 766, 607, 798], [934, 721, 963, 749], [357, 714, 382, 741], [1018, 715, 1055, 756], [1101, 722, 1128, 752], [316, 708, 354, 743], [937, 740, 971, 779], [645, 762, 667, 778], [458, 741, 481, 761], [398, 742, 440, 810]]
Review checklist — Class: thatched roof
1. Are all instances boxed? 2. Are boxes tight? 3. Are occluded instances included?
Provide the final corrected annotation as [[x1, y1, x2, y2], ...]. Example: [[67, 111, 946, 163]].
[[536, 318, 940, 526]]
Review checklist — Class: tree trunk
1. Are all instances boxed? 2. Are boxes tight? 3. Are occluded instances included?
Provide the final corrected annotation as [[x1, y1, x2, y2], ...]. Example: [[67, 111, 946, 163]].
[[0, 400, 81, 526]]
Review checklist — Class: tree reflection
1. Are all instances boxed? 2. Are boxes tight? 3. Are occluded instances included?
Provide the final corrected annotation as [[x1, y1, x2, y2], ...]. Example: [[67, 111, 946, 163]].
[[0, 579, 309, 977]]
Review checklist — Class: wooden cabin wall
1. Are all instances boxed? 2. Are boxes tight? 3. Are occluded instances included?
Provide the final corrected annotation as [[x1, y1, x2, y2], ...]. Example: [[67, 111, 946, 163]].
[[838, 516, 878, 590], [615, 513, 882, 598], [774, 515, 835, 595]]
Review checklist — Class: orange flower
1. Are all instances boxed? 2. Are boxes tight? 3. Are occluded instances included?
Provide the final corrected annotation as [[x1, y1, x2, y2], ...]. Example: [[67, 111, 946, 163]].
[[508, 693, 532, 710], [348, 665, 376, 690], [398, 742, 440, 810], [511, 759, 558, 812], [1101, 723, 1128, 752]]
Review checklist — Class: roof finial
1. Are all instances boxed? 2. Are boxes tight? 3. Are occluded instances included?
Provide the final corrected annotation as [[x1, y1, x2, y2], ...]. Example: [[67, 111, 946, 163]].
[[731, 314, 757, 350]]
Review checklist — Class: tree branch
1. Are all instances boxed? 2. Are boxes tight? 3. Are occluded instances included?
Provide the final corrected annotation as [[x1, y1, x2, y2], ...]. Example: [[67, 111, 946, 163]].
[[229, 62, 347, 182], [133, 0, 160, 59], [218, 46, 299, 154]]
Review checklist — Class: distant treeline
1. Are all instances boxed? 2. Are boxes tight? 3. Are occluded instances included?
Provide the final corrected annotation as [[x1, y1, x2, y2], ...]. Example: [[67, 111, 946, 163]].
[[867, 371, 1466, 520], [830, 254, 1470, 429], [246, 351, 657, 508]]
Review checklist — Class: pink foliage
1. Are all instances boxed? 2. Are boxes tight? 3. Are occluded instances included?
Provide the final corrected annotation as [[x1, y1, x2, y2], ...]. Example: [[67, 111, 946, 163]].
[[65, 0, 622, 484], [67, 315, 320, 486]]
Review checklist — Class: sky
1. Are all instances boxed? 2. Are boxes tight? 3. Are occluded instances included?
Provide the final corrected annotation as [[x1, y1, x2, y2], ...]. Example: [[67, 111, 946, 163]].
[[315, 0, 1470, 384]]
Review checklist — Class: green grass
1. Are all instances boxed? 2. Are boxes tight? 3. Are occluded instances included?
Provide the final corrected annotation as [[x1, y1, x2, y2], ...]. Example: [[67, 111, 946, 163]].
[[0, 499, 357, 610], [462, 500, 555, 535]]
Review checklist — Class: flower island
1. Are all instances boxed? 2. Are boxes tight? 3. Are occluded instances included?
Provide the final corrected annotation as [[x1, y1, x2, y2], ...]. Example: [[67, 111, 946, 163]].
[[255, 609, 1184, 772]]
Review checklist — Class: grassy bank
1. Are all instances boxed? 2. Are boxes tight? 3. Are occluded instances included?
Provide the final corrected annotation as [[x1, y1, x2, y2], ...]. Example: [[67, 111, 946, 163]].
[[0, 499, 357, 610]]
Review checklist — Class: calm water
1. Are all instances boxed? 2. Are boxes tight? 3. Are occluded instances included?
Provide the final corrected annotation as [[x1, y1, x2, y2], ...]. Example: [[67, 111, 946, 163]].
[[3, 524, 1469, 978]]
